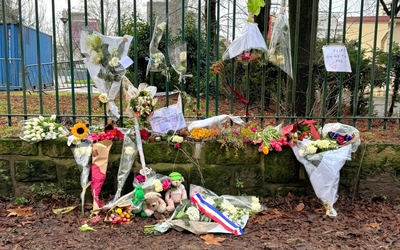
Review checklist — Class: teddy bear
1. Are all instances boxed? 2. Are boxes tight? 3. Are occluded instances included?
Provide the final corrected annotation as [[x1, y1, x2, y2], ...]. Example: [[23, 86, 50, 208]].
[[165, 172, 187, 212], [142, 192, 167, 217]]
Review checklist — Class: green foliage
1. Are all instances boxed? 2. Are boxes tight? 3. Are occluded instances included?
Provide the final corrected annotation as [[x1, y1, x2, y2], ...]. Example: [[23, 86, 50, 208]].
[[14, 197, 29, 205], [29, 183, 69, 200], [236, 179, 245, 196]]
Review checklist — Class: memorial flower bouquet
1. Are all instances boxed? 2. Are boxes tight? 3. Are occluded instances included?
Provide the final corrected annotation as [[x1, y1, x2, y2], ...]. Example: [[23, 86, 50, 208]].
[[19, 115, 68, 143], [146, 17, 167, 75], [80, 27, 133, 118], [298, 139, 338, 157], [129, 89, 158, 124]]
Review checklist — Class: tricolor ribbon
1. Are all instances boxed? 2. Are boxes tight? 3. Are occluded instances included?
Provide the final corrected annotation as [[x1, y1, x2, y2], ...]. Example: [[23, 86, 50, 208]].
[[190, 193, 244, 236]]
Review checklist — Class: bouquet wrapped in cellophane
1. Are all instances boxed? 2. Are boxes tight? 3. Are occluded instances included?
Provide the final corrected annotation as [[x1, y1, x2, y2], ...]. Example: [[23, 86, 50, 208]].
[[146, 17, 167, 76], [80, 27, 133, 119]]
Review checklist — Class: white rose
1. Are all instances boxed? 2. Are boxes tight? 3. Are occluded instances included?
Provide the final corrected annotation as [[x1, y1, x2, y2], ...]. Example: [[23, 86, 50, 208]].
[[151, 99, 157, 107], [108, 57, 119, 67], [71, 137, 81, 145], [171, 135, 183, 143], [124, 146, 136, 155], [157, 22, 166, 32], [50, 115, 56, 121], [179, 52, 187, 62], [98, 93, 109, 103]]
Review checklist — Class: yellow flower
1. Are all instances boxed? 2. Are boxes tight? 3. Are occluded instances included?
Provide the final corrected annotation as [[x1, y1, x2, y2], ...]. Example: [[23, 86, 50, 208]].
[[262, 146, 269, 155], [71, 123, 89, 139], [99, 93, 109, 103], [190, 127, 212, 140], [179, 52, 187, 62]]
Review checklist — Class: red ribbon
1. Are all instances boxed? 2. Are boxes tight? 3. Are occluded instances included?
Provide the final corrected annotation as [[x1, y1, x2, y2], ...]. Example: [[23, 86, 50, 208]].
[[282, 120, 320, 140]]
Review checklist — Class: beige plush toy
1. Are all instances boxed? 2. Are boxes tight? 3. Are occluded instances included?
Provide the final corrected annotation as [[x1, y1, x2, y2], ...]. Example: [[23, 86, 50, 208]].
[[142, 192, 167, 217], [165, 172, 187, 212]]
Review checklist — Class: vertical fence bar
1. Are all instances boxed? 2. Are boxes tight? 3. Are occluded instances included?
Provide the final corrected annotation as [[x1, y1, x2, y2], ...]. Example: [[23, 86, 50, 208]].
[[84, 0, 92, 125], [306, 0, 318, 118], [149, 0, 154, 86], [337, 0, 348, 122], [133, 0, 138, 87], [51, 0, 60, 121], [165, 0, 170, 106], [261, 2, 270, 126], [205, 0, 211, 117], [18, 0, 27, 120], [181, 0, 186, 95], [230, 0, 237, 116], [196, 0, 201, 114], [67, 0, 76, 123], [321, 0, 333, 126], [292, 0, 300, 118], [100, 0, 106, 124], [34, 0, 43, 115], [353, 0, 364, 126], [215, 0, 220, 116], [1, 0, 11, 125], [368, 0, 380, 129], [383, 0, 396, 129], [117, 0, 124, 125]]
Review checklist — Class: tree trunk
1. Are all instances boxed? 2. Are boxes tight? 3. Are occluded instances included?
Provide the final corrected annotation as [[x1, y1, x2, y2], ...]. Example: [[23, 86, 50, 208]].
[[288, 0, 318, 117]]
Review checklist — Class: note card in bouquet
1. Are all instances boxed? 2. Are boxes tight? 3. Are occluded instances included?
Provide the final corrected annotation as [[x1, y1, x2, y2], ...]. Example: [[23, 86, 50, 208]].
[[322, 45, 352, 73], [150, 103, 186, 133]]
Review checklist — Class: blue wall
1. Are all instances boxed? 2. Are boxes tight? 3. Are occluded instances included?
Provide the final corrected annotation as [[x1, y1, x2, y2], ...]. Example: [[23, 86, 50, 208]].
[[0, 24, 53, 89]]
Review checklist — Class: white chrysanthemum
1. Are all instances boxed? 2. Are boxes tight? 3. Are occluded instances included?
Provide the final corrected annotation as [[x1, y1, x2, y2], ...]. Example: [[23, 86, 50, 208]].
[[171, 135, 183, 144], [251, 197, 261, 212], [124, 146, 136, 155], [185, 206, 200, 221], [305, 144, 317, 155], [204, 197, 215, 205]]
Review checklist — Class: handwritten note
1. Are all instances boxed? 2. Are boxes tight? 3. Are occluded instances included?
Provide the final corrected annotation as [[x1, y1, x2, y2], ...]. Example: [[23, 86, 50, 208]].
[[322, 45, 352, 72], [150, 104, 186, 133]]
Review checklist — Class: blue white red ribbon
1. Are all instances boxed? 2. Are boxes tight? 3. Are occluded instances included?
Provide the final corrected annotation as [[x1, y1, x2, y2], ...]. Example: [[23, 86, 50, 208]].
[[190, 193, 244, 236]]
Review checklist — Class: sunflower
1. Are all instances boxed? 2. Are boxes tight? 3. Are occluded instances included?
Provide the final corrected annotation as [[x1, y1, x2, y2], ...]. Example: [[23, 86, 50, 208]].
[[71, 123, 89, 139]]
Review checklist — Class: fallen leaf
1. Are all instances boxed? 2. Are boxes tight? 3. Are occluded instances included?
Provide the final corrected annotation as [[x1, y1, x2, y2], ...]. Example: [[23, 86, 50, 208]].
[[52, 205, 77, 215], [365, 222, 381, 228], [79, 224, 96, 232], [200, 234, 226, 246], [7, 207, 36, 217], [295, 202, 304, 211]]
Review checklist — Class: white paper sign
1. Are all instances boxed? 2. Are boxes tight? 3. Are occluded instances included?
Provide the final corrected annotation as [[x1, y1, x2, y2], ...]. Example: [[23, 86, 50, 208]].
[[322, 45, 352, 72], [150, 102, 186, 133]]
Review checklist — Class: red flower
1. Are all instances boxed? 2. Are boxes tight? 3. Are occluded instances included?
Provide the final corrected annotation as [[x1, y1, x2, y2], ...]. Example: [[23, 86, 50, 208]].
[[140, 129, 151, 140], [337, 136, 345, 145], [174, 143, 181, 149]]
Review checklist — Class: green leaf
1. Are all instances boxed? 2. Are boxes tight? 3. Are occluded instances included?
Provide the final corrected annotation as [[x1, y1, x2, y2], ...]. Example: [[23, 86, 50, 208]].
[[248, 0, 265, 16], [79, 224, 96, 232]]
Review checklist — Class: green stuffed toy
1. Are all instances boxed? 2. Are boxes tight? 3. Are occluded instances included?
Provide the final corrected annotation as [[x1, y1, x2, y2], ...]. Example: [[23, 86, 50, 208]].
[[131, 185, 146, 217]]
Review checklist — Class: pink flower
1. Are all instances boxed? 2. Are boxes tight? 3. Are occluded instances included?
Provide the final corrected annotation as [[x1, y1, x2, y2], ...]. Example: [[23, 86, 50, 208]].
[[251, 127, 257, 133], [274, 144, 282, 152], [258, 142, 265, 152], [253, 138, 262, 145], [245, 123, 250, 128], [337, 136, 345, 145], [233, 130, 238, 135], [162, 178, 171, 191], [135, 174, 146, 183], [243, 138, 249, 143]]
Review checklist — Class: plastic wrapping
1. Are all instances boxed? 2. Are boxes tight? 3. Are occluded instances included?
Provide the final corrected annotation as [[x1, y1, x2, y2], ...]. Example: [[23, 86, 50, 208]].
[[187, 114, 244, 132], [222, 22, 268, 61], [19, 116, 68, 143], [146, 17, 167, 76], [152, 184, 262, 235], [268, 1, 292, 78], [291, 123, 360, 216], [71, 140, 93, 215], [113, 129, 138, 201], [80, 28, 133, 119], [169, 42, 192, 83]]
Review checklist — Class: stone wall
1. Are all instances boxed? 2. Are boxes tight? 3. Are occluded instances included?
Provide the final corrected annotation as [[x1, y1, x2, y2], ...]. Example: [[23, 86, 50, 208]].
[[1, 139, 400, 200]]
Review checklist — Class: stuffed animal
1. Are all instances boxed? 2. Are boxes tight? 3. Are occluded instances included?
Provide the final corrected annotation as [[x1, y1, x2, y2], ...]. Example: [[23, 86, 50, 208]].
[[165, 172, 187, 212], [142, 192, 167, 217], [131, 185, 146, 217]]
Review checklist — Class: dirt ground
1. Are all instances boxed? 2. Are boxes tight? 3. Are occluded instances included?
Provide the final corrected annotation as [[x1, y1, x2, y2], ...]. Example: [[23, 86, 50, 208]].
[[1, 194, 400, 250]]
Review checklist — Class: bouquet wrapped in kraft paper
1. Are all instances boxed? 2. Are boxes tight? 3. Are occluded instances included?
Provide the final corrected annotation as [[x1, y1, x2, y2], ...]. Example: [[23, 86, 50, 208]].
[[90, 140, 113, 215]]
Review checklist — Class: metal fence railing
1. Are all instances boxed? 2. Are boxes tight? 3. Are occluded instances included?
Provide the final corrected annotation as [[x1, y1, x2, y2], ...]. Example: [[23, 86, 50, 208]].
[[1, 0, 400, 131]]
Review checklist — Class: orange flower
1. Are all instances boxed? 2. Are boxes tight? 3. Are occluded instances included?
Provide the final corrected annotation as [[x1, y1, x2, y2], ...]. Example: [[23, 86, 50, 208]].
[[262, 146, 269, 155], [71, 122, 89, 139]]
